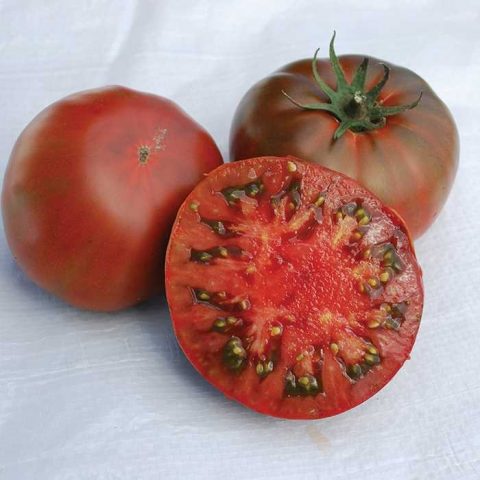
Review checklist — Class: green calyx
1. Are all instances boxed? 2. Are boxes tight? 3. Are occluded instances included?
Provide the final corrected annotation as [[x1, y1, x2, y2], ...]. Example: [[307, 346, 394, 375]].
[[283, 32, 422, 139]]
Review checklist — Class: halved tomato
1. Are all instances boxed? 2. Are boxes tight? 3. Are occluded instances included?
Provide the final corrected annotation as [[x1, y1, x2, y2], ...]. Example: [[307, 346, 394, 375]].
[[165, 156, 423, 419]]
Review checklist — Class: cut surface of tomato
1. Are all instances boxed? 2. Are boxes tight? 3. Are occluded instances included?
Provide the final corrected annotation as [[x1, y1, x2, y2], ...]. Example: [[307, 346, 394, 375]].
[[165, 156, 423, 419]]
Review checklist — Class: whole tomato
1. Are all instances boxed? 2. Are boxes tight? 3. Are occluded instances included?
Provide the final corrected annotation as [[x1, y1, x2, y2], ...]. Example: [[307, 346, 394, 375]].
[[2, 86, 222, 311], [230, 34, 459, 238]]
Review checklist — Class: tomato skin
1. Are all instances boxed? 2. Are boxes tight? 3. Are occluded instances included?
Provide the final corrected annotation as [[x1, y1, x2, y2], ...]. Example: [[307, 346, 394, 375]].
[[165, 156, 423, 419], [230, 55, 459, 238], [2, 86, 222, 311]]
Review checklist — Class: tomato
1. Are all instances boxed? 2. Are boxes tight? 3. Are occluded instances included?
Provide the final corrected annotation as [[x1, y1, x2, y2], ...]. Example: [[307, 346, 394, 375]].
[[2, 86, 222, 311], [165, 156, 423, 419], [230, 34, 459, 238]]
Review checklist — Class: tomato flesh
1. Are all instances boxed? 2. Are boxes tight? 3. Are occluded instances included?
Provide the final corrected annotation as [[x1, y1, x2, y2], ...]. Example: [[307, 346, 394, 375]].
[[166, 156, 423, 419]]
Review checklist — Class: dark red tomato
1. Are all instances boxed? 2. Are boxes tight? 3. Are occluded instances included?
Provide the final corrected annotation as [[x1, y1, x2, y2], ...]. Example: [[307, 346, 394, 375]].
[[165, 156, 423, 419], [230, 35, 459, 238], [2, 86, 222, 311]]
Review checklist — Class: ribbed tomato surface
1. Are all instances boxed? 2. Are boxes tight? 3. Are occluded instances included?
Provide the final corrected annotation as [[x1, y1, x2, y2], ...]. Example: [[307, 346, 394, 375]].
[[230, 53, 459, 239]]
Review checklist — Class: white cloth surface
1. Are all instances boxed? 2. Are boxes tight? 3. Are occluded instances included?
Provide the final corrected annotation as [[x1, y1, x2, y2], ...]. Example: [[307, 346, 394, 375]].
[[0, 1, 479, 479]]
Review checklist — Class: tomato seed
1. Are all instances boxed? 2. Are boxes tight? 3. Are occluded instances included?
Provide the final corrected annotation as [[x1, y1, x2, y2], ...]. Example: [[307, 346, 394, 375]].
[[355, 208, 366, 218], [237, 299, 250, 311], [384, 317, 401, 330], [213, 318, 227, 331], [314, 194, 326, 207], [364, 353, 381, 366], [347, 364, 363, 380], [379, 271, 390, 283], [358, 215, 370, 226], [287, 161, 297, 172], [197, 290, 210, 301], [351, 230, 363, 241], [367, 345, 379, 355], [270, 326, 282, 336], [298, 375, 320, 396], [223, 337, 247, 371], [330, 343, 339, 355], [284, 372, 321, 397]]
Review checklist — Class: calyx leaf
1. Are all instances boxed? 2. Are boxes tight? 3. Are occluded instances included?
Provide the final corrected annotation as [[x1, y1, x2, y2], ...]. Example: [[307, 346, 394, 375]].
[[282, 32, 422, 139]]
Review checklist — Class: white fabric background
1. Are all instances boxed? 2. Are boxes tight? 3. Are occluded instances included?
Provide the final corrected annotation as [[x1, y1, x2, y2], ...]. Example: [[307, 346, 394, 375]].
[[1, 1, 479, 479]]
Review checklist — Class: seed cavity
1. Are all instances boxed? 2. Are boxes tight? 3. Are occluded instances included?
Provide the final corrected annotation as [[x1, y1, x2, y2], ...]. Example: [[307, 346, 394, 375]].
[[190, 245, 246, 264], [367, 302, 408, 331], [201, 218, 235, 237], [285, 371, 322, 397], [212, 315, 242, 333], [336, 201, 371, 226], [191, 288, 250, 312], [193, 289, 211, 302], [364, 353, 380, 366], [223, 337, 247, 371], [271, 180, 302, 212], [221, 180, 264, 205], [256, 359, 274, 378], [383, 251, 404, 273], [343, 341, 382, 382], [359, 278, 383, 297], [347, 363, 363, 380], [370, 242, 404, 277], [191, 250, 213, 263]]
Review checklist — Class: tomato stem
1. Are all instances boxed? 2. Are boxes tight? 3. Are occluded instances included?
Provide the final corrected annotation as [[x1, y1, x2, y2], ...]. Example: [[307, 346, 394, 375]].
[[282, 32, 422, 140]]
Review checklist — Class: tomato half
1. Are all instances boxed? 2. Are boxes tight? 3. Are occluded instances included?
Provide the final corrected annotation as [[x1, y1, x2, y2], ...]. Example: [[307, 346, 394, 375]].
[[2, 86, 222, 311], [166, 156, 423, 419], [230, 35, 459, 238]]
